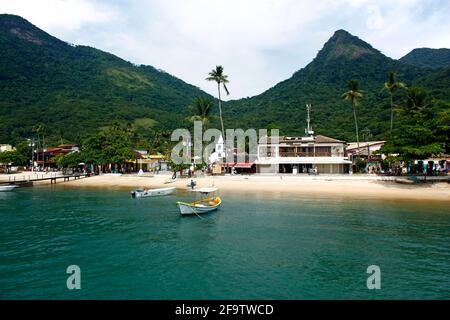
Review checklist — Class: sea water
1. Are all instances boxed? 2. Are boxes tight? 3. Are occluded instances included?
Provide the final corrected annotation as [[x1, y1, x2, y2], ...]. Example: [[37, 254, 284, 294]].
[[0, 186, 449, 299]]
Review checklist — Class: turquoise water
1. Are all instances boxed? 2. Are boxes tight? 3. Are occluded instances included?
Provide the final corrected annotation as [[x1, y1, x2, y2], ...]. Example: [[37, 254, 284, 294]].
[[0, 186, 449, 299]]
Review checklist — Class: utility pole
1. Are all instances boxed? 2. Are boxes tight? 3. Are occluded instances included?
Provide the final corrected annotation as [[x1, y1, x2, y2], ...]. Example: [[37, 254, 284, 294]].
[[29, 138, 34, 173]]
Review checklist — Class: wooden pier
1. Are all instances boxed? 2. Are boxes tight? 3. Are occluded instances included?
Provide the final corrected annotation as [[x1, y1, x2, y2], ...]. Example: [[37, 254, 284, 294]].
[[0, 173, 90, 186]]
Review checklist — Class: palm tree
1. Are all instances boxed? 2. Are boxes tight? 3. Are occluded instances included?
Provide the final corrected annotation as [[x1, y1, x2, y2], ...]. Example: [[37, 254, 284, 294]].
[[206, 65, 229, 139], [188, 96, 214, 126], [342, 80, 363, 157], [404, 87, 429, 113], [383, 72, 406, 137]]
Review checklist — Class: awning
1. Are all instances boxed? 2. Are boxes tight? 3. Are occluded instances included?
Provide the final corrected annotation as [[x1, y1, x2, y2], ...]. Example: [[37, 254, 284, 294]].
[[223, 162, 255, 168]]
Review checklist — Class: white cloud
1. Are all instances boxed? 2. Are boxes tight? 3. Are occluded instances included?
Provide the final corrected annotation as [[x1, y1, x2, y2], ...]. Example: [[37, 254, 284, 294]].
[[1, 0, 449, 99], [0, 0, 119, 33]]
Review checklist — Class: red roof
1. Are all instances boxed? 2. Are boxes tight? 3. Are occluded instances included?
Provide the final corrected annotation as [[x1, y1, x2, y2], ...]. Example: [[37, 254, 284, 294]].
[[58, 144, 79, 147], [223, 162, 255, 168]]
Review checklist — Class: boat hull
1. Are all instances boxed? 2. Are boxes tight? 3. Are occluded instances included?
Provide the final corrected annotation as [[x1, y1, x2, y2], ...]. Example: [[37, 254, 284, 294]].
[[0, 185, 18, 192], [131, 187, 176, 198], [177, 197, 221, 215]]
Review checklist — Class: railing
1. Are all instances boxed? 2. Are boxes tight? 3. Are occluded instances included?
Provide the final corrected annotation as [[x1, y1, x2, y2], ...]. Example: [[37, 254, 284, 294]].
[[0, 172, 89, 184], [279, 152, 333, 157]]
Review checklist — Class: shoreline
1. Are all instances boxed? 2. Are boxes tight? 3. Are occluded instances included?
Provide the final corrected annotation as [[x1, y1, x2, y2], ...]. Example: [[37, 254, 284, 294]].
[[49, 173, 450, 202]]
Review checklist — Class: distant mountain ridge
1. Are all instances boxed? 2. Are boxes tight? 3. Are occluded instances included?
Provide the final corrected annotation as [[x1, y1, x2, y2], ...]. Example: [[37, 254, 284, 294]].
[[0, 14, 449, 144], [224, 30, 450, 141], [400, 48, 450, 69]]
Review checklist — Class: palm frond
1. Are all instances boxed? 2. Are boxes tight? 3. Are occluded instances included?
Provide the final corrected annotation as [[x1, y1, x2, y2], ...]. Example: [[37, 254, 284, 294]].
[[223, 83, 230, 95]]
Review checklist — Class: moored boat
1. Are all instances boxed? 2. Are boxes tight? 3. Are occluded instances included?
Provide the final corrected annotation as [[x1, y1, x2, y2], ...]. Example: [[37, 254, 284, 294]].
[[0, 185, 19, 192], [176, 187, 221, 215], [130, 187, 176, 198]]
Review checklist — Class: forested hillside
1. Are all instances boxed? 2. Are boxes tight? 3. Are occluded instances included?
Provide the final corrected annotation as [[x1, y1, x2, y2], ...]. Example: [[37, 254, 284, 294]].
[[0, 14, 209, 144]]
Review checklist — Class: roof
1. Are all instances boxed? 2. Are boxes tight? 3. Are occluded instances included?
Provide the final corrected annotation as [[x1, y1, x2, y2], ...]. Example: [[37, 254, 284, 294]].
[[347, 141, 386, 150], [58, 144, 79, 148], [314, 135, 345, 143], [223, 162, 255, 168], [260, 135, 345, 144]]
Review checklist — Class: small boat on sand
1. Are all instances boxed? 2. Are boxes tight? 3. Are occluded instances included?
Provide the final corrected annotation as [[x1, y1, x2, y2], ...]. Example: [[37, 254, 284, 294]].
[[176, 187, 221, 215], [0, 185, 19, 192], [164, 177, 177, 184], [130, 187, 176, 198], [394, 178, 415, 185]]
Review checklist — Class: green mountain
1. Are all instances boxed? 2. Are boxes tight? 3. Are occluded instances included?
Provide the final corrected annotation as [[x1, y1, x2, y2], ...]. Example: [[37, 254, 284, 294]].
[[400, 48, 450, 69], [0, 14, 209, 144], [1, 15, 449, 146], [224, 30, 448, 141]]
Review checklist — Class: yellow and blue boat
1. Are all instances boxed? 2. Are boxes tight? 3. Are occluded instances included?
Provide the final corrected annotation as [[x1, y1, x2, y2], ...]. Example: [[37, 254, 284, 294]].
[[176, 187, 221, 215]]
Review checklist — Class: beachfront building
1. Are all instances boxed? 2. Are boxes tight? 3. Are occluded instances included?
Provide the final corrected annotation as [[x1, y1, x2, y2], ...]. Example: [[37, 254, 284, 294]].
[[256, 135, 352, 174], [255, 104, 352, 174], [0, 144, 14, 152], [34, 144, 80, 168], [347, 141, 386, 159]]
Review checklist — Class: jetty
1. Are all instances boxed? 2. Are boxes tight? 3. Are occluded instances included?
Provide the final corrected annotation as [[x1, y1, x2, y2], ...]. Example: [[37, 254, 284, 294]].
[[0, 172, 90, 187]]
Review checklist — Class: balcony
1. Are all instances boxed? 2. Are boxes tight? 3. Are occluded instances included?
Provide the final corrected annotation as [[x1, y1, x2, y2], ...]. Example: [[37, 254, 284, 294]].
[[279, 152, 334, 157]]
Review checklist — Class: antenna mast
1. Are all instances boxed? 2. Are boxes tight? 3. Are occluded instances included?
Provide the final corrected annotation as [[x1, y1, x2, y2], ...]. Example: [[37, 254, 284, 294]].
[[305, 104, 314, 136]]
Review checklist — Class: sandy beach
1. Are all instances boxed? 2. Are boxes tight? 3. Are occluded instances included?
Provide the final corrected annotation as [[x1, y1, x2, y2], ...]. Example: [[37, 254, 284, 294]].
[[39, 173, 450, 202]]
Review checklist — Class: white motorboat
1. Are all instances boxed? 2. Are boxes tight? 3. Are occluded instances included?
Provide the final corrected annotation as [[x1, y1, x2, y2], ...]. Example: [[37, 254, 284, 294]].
[[130, 187, 176, 198], [176, 187, 221, 215], [0, 185, 19, 192]]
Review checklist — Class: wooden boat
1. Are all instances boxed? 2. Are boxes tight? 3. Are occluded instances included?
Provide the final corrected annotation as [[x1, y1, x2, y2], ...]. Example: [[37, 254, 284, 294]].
[[176, 187, 221, 215], [0, 185, 19, 192], [394, 178, 415, 185], [130, 187, 176, 198]]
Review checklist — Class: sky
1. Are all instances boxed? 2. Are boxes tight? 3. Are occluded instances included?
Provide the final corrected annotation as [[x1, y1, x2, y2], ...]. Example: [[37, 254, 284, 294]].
[[1, 0, 450, 99]]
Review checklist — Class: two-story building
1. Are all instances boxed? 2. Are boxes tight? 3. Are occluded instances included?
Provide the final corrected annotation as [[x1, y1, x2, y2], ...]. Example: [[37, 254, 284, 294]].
[[255, 104, 352, 174], [256, 135, 352, 174]]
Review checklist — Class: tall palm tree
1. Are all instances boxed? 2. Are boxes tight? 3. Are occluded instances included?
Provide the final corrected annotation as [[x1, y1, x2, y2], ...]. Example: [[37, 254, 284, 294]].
[[383, 72, 406, 137], [342, 80, 363, 157], [188, 96, 214, 126], [206, 65, 229, 139]]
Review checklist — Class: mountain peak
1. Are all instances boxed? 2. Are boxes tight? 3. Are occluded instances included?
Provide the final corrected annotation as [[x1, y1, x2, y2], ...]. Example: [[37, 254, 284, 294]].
[[315, 30, 380, 64], [0, 14, 60, 46], [400, 48, 450, 69]]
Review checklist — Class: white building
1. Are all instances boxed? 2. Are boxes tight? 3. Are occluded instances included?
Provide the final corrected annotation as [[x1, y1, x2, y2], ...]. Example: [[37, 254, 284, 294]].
[[256, 135, 352, 174], [208, 135, 225, 164], [0, 144, 14, 152]]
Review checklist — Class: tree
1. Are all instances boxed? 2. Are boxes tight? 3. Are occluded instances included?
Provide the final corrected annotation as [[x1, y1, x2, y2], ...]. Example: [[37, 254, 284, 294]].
[[0, 141, 30, 166], [81, 125, 134, 166], [342, 80, 363, 157], [206, 65, 229, 138], [188, 96, 214, 126], [404, 87, 429, 114], [383, 72, 406, 137], [380, 88, 447, 161], [54, 152, 82, 171]]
